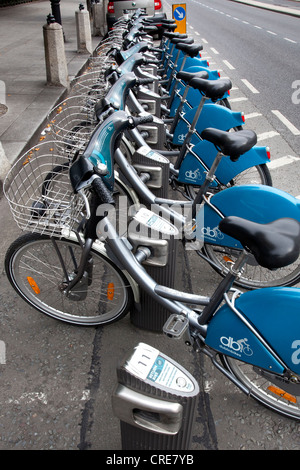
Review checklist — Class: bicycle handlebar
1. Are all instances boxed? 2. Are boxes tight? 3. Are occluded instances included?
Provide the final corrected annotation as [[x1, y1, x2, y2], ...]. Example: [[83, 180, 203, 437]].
[[128, 114, 154, 127], [91, 176, 115, 206]]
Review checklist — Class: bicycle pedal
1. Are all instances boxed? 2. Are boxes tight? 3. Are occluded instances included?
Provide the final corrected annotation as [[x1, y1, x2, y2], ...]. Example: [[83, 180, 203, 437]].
[[163, 314, 189, 339]]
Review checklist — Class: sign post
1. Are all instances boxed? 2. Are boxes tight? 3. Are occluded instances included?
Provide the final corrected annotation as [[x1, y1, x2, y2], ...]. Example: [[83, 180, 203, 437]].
[[172, 3, 187, 34]]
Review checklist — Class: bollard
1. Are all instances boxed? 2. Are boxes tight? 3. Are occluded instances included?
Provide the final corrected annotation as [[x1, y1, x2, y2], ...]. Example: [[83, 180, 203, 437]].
[[92, 0, 107, 36], [76, 4, 93, 54], [43, 16, 69, 88], [112, 342, 199, 450], [128, 208, 179, 332]]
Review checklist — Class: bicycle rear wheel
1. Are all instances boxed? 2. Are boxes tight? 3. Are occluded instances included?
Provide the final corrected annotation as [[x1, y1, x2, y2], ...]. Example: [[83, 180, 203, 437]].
[[5, 233, 133, 326], [221, 355, 300, 420]]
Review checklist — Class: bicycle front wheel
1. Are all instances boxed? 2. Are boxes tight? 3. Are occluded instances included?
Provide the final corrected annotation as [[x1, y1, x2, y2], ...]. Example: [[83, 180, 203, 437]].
[[5, 233, 133, 326], [221, 355, 300, 420]]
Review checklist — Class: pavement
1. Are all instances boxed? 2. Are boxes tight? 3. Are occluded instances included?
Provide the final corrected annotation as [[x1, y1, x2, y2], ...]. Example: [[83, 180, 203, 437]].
[[0, 0, 299, 191], [0, 0, 101, 191]]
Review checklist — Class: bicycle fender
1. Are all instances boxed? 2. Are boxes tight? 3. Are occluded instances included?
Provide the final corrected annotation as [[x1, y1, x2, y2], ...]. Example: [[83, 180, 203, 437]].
[[173, 104, 244, 146], [195, 185, 300, 248], [204, 293, 285, 375], [178, 142, 270, 185], [178, 56, 210, 70], [206, 287, 300, 375]]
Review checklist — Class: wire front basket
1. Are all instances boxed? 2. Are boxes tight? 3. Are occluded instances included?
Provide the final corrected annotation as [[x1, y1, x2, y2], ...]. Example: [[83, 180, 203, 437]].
[[70, 72, 109, 102], [47, 95, 98, 151], [4, 141, 88, 237]]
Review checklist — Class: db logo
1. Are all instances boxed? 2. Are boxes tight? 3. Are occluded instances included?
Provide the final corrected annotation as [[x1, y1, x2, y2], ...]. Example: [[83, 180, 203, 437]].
[[220, 336, 253, 356], [201, 226, 224, 240], [185, 168, 202, 180], [178, 133, 187, 142]]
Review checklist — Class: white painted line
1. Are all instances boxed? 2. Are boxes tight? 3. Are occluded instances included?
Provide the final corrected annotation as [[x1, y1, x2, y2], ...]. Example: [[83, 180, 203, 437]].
[[195, 31, 200, 36], [257, 131, 280, 141], [284, 37, 297, 44], [244, 112, 262, 119], [189, 25, 194, 29], [296, 195, 300, 199], [202, 38, 208, 44], [241, 79, 260, 94], [223, 60, 235, 70], [267, 30, 277, 35], [230, 97, 248, 103], [210, 47, 219, 54], [254, 25, 262, 29], [272, 110, 300, 135], [267, 155, 300, 169], [243, 20, 249, 24]]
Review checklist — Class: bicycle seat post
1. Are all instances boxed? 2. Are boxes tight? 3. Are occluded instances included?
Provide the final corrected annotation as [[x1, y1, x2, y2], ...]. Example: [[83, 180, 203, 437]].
[[197, 250, 249, 326], [169, 82, 192, 134], [174, 94, 207, 170], [191, 151, 223, 218]]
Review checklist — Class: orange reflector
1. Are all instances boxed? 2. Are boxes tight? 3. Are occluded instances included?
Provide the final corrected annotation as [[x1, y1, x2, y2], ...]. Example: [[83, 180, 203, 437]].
[[268, 385, 297, 404], [223, 256, 234, 263], [27, 277, 40, 294], [107, 282, 115, 301]]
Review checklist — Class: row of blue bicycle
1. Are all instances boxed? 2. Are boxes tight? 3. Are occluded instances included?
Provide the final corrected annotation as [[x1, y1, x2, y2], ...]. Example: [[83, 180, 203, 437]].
[[3, 9, 300, 420]]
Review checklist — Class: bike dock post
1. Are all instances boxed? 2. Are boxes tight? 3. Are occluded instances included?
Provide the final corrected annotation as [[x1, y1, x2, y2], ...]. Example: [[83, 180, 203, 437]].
[[128, 207, 180, 332], [112, 342, 199, 450]]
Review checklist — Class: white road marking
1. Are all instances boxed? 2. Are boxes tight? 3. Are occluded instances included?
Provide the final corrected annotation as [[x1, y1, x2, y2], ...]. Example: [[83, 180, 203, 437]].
[[244, 112, 262, 119], [229, 97, 248, 103], [284, 37, 297, 44], [241, 79, 260, 94], [257, 131, 280, 141], [272, 110, 300, 136], [210, 47, 219, 54], [223, 60, 235, 70], [267, 30, 277, 35], [267, 155, 300, 169]]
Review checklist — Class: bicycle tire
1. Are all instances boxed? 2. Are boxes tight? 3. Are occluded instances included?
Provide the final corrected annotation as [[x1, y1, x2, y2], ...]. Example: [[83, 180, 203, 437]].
[[220, 355, 300, 420], [202, 243, 300, 289], [5, 233, 133, 326]]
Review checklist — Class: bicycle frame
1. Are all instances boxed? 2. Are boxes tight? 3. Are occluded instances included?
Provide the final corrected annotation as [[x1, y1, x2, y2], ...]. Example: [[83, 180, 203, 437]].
[[93, 211, 300, 384]]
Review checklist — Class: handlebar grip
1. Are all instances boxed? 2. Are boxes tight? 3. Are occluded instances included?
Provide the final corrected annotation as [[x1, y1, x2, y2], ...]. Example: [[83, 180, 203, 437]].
[[143, 58, 161, 65], [138, 77, 155, 86], [92, 177, 115, 205], [129, 114, 154, 127]]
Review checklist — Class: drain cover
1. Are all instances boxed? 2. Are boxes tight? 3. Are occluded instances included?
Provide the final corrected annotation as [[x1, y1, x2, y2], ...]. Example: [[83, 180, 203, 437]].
[[0, 104, 8, 116]]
